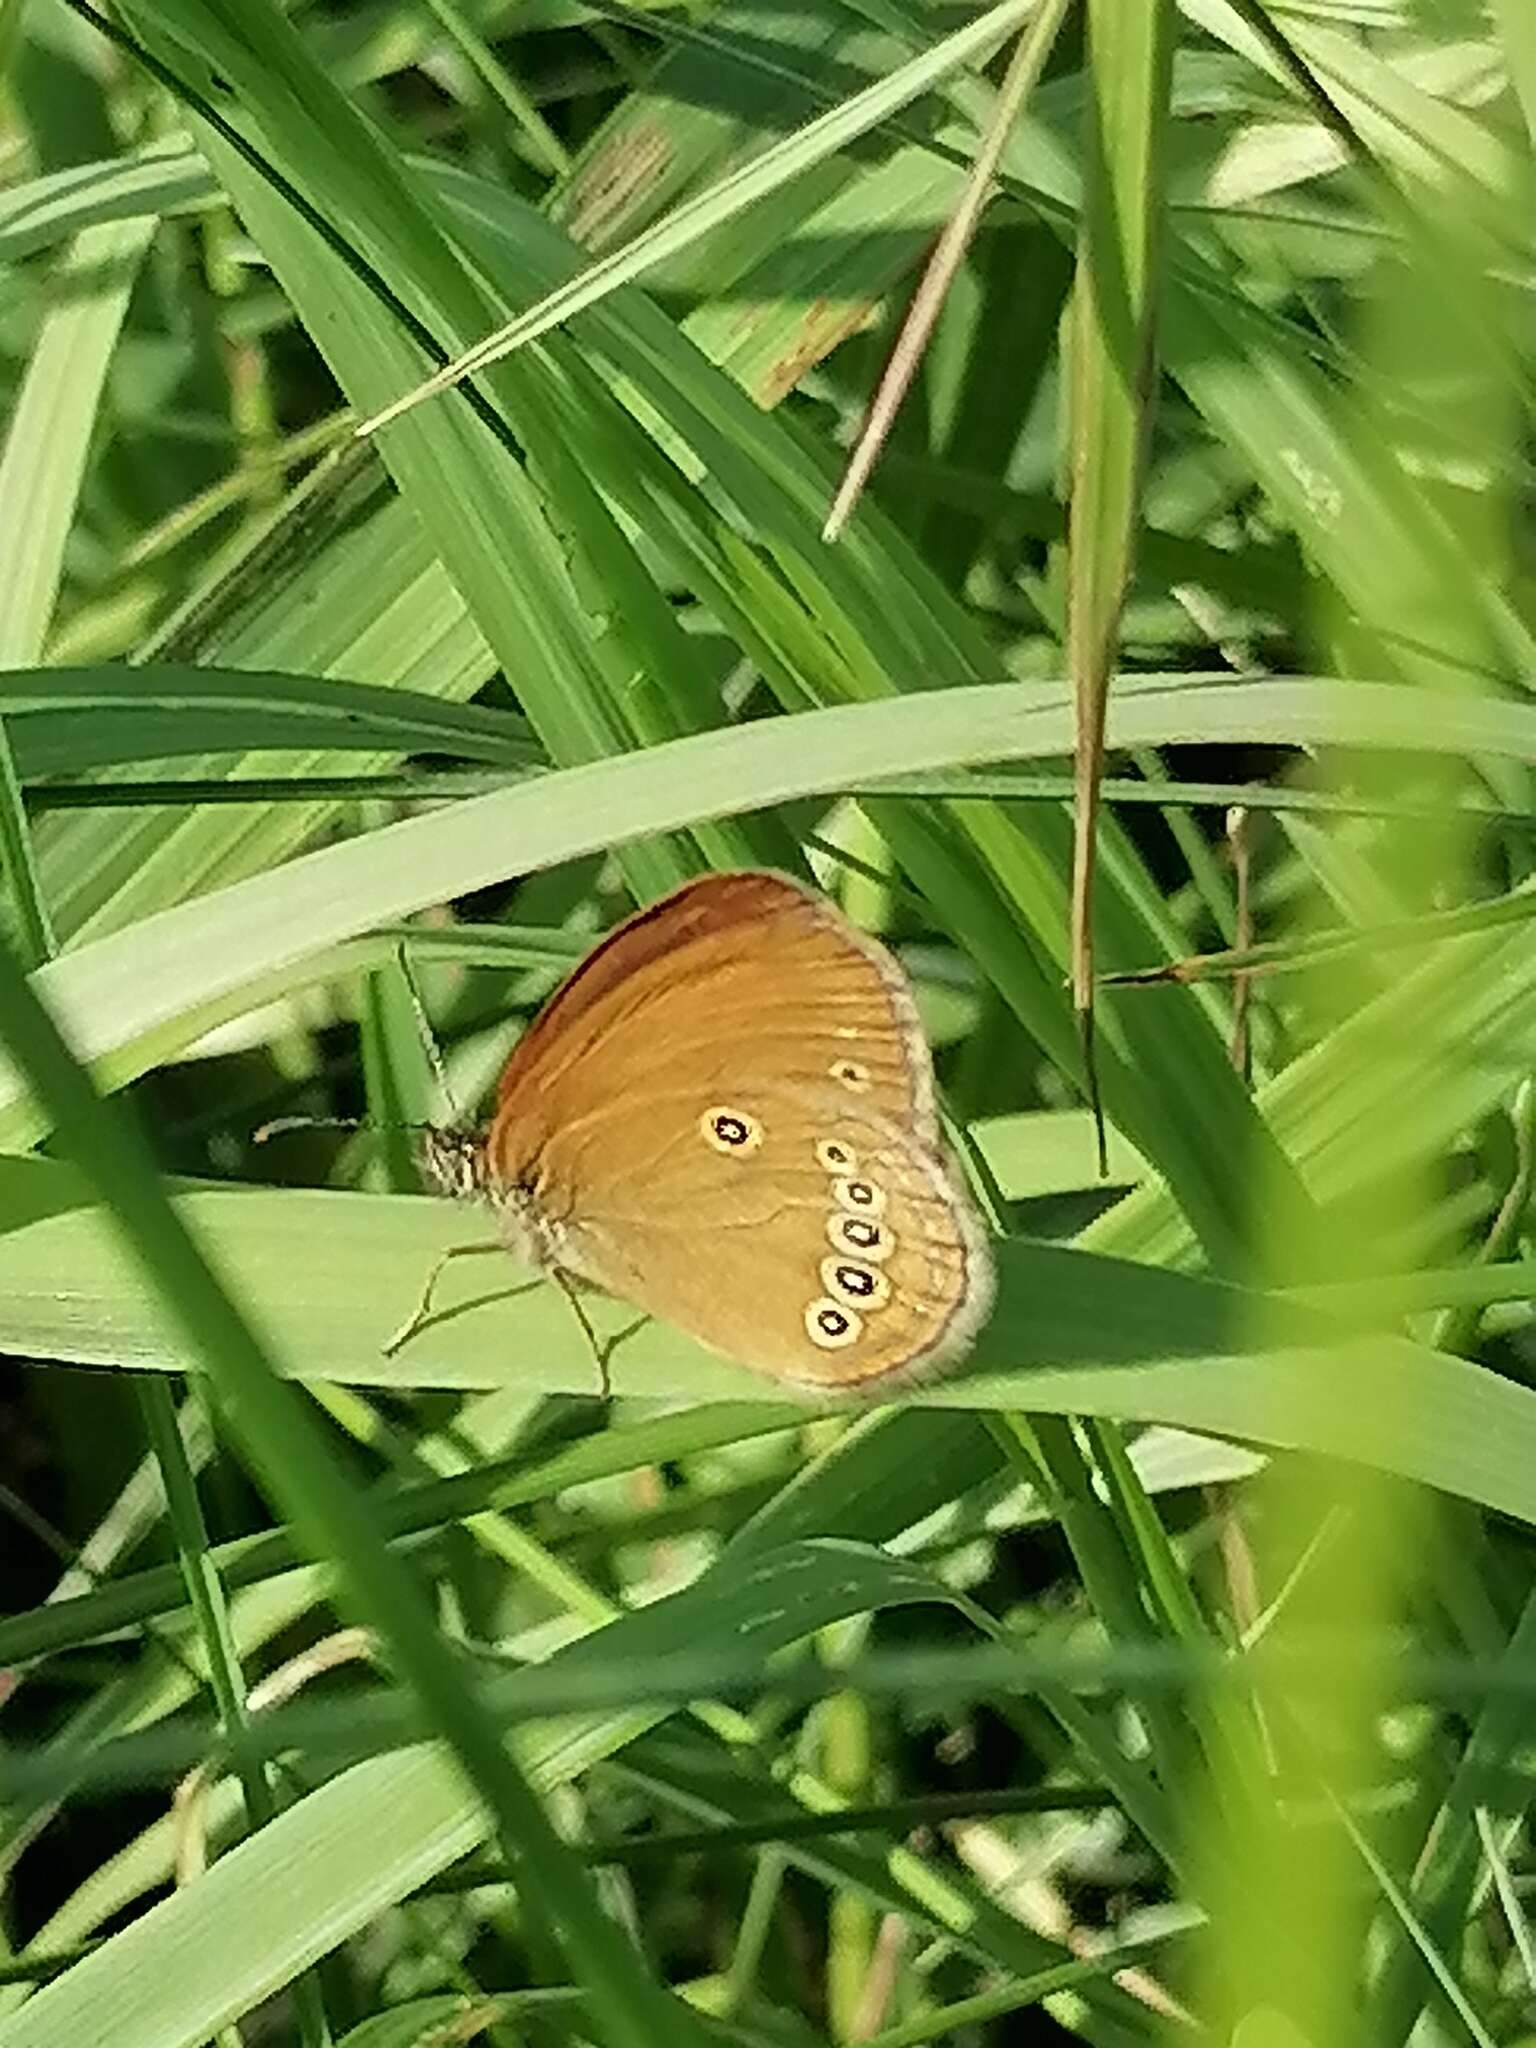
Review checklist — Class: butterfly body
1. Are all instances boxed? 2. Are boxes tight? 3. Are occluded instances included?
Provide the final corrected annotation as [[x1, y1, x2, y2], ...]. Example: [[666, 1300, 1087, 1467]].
[[418, 1126, 567, 1274], [416, 871, 993, 1393]]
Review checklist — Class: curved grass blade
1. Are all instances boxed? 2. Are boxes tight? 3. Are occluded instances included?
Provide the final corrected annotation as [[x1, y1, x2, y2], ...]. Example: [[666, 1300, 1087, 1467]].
[[7, 674, 1535, 1146], [0, 216, 154, 961], [0, 1542, 968, 2048], [3, 666, 538, 778]]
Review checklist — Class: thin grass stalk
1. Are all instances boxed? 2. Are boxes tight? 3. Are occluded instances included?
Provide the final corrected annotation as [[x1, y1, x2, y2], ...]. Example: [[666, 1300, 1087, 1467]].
[[416, 0, 571, 176], [822, 0, 1074, 541], [1066, 0, 1175, 1171], [131, 1381, 273, 1843]]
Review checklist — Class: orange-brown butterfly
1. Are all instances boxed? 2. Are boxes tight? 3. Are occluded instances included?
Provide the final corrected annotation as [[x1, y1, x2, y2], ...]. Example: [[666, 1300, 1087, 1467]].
[[396, 870, 994, 1394]]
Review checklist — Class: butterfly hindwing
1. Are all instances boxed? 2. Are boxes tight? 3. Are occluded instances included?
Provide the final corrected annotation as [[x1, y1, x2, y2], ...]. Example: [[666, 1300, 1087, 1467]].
[[543, 1082, 993, 1391]]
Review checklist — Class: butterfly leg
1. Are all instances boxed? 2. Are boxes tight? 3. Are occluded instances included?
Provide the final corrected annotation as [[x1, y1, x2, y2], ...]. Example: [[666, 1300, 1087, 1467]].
[[382, 1240, 506, 1356], [550, 1267, 614, 1400]]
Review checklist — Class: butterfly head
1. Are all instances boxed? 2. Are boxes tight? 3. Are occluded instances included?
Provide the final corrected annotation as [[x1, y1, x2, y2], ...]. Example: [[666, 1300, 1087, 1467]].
[[417, 1124, 488, 1201]]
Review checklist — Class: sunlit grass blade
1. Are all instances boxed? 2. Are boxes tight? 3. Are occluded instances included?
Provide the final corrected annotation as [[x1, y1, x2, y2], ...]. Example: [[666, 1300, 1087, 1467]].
[[1496, 0, 1536, 143], [0, 217, 152, 962], [8, 1146, 1536, 1527], [10, 675, 1536, 1146], [115, 0, 700, 901], [8, 0, 1536, 2029], [0, 1541, 990, 2048]]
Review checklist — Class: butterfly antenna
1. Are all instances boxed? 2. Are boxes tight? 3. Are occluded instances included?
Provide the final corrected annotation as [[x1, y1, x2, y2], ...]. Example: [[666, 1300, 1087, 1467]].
[[394, 941, 459, 1126], [253, 1112, 440, 1145], [253, 1114, 367, 1144]]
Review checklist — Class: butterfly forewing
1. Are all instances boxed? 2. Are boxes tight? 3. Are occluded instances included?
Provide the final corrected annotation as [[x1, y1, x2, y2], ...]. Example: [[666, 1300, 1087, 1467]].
[[486, 872, 939, 1191]]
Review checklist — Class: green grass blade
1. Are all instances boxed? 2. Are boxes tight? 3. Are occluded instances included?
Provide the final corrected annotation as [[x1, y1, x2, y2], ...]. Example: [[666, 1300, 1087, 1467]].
[[1066, 0, 1175, 1152], [0, 143, 213, 263], [0, 216, 152, 962], [7, 1150, 1536, 1526], [0, 937, 701, 2048], [0, 1542, 971, 2048], [8, 675, 1535, 1145], [354, 0, 1037, 435], [0, 1397, 802, 1669], [1, 665, 538, 776]]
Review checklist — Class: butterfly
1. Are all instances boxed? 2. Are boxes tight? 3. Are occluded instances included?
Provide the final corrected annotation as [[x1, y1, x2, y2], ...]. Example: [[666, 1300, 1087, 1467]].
[[396, 870, 994, 1394]]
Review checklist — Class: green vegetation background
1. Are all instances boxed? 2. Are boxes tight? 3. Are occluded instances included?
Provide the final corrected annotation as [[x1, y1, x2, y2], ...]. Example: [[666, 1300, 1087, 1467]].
[[1, 1, 1535, 2043]]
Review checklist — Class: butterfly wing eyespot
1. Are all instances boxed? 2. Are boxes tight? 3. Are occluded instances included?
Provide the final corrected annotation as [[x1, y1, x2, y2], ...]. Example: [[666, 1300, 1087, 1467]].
[[830, 1058, 873, 1093], [832, 1174, 886, 1217], [815, 1136, 859, 1174], [805, 1296, 863, 1349], [821, 1255, 891, 1310], [827, 1211, 894, 1262], [700, 1106, 764, 1155]]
